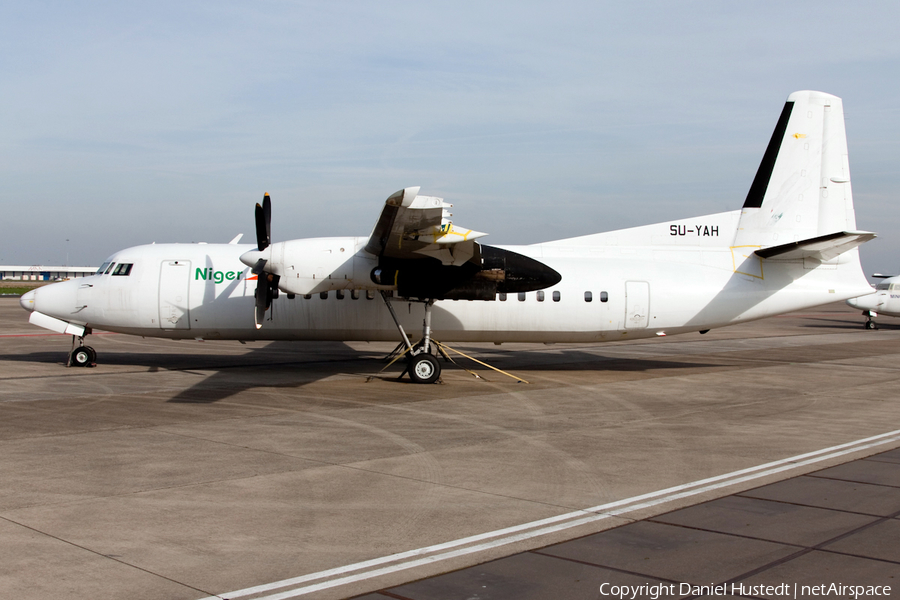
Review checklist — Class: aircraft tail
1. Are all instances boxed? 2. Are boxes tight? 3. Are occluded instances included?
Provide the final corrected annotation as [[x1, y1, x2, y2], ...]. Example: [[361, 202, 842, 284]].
[[734, 91, 864, 249]]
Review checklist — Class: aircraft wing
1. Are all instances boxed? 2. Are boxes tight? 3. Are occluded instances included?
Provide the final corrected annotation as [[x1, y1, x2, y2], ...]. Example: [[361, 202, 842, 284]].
[[755, 230, 876, 262], [364, 187, 487, 266]]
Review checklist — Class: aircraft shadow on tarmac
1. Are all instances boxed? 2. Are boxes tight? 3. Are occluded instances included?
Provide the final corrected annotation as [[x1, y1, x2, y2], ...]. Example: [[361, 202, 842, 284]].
[[3, 340, 722, 404], [165, 346, 718, 404], [799, 317, 900, 330]]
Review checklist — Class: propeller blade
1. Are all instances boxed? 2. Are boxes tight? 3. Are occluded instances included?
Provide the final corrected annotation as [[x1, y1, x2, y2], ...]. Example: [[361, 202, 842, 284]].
[[255, 193, 271, 251], [254, 277, 267, 329], [263, 193, 271, 246], [251, 258, 268, 275]]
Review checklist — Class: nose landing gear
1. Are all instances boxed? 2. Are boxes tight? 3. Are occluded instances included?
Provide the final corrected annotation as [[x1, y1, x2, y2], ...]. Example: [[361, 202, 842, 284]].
[[68, 336, 96, 367], [863, 310, 878, 330]]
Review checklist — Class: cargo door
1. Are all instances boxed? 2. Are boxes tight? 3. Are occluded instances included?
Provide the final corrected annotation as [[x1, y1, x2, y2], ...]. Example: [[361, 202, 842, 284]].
[[624, 281, 650, 329], [159, 260, 191, 329]]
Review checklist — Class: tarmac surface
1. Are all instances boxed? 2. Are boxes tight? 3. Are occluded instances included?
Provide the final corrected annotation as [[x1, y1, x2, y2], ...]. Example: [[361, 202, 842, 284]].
[[1, 297, 899, 599]]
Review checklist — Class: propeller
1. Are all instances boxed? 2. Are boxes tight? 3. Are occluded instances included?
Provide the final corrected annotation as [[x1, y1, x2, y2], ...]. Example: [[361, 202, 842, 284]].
[[251, 193, 279, 329]]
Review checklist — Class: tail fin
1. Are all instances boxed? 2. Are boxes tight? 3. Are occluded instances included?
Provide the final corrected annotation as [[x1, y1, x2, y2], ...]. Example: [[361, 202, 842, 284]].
[[734, 91, 857, 248]]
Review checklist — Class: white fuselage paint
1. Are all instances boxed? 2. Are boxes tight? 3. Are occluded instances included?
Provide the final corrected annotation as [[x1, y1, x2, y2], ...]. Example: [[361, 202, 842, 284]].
[[27, 209, 872, 344]]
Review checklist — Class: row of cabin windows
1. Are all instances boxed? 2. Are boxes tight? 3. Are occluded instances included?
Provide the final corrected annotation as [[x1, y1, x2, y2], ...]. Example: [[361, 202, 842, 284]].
[[287, 290, 380, 300], [289, 290, 608, 303], [499, 291, 608, 303]]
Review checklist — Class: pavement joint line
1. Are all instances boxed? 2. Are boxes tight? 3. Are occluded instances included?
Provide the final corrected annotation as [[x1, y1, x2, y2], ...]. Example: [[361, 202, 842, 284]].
[[803, 473, 900, 489], [863, 456, 900, 465], [194, 429, 900, 600], [528, 548, 683, 585], [680, 507, 900, 598], [734, 490, 897, 518], [0, 514, 214, 598], [374, 591, 417, 600]]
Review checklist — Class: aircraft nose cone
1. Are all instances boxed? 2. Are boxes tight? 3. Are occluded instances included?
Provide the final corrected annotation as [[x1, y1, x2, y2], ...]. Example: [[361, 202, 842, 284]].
[[846, 297, 858, 307], [20, 289, 36, 312]]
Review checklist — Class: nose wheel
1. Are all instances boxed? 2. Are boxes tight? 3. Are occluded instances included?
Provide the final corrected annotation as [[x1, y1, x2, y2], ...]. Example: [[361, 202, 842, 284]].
[[865, 318, 878, 330], [68, 336, 97, 367]]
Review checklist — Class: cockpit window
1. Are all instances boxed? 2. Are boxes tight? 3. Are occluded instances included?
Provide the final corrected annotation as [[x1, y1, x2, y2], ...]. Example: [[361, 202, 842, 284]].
[[104, 262, 116, 274], [96, 262, 111, 275], [876, 282, 890, 290], [111, 263, 133, 276]]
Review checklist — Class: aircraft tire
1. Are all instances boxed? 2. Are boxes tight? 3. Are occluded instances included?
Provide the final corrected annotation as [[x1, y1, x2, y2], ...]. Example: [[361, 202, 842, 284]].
[[409, 353, 441, 384], [865, 320, 878, 330], [70, 347, 93, 367]]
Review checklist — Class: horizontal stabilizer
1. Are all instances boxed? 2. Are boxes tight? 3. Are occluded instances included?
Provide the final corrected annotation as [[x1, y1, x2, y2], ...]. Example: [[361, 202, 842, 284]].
[[754, 231, 875, 261]]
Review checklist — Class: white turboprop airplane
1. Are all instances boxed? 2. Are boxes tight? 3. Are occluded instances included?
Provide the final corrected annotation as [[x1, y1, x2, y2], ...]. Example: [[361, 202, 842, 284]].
[[847, 274, 900, 329], [20, 90, 876, 383]]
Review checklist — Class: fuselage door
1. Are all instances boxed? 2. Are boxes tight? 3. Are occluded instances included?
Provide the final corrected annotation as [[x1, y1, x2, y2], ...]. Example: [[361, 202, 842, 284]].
[[625, 280, 650, 329], [159, 260, 191, 330]]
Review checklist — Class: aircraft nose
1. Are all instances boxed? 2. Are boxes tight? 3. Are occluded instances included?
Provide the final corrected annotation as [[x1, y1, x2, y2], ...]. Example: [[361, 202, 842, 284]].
[[846, 297, 858, 307], [25, 279, 83, 319], [20, 289, 36, 312]]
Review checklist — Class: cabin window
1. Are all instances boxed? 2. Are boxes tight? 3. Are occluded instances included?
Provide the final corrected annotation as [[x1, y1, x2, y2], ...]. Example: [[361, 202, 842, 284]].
[[366, 290, 375, 300], [111, 263, 133, 276], [552, 291, 561, 302], [600, 291, 608, 303], [96, 262, 111, 274], [536, 291, 545, 302], [498, 292, 507, 301], [584, 291, 592, 302], [320, 291, 328, 299], [335, 290, 344, 300], [350, 290, 359, 300], [104, 262, 116, 274], [303, 294, 312, 299], [518, 292, 526, 302]]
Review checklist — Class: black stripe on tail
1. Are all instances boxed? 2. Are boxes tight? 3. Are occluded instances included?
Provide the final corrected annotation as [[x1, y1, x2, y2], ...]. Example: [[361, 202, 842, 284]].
[[743, 101, 794, 208]]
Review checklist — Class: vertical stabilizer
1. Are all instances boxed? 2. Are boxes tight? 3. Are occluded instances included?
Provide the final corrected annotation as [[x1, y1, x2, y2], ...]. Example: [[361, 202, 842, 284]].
[[734, 91, 856, 248]]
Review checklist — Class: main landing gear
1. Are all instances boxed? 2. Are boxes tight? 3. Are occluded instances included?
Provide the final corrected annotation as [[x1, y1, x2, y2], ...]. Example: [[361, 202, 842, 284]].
[[409, 352, 441, 385], [68, 335, 96, 367], [380, 292, 442, 384]]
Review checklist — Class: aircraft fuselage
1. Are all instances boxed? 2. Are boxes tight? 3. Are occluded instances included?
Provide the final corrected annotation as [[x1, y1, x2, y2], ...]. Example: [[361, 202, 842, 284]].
[[24, 214, 869, 345]]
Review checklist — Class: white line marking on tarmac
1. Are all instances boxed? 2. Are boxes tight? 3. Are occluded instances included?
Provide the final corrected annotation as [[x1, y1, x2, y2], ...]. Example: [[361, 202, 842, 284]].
[[198, 429, 900, 600]]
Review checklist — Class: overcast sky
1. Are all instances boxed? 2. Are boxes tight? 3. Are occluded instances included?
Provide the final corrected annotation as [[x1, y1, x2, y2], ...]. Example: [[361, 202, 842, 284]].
[[2, 1, 900, 276]]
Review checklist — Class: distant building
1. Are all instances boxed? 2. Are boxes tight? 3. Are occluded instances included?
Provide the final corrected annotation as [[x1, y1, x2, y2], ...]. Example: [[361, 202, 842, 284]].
[[1, 266, 97, 281]]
